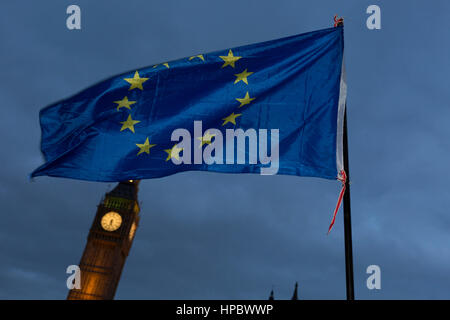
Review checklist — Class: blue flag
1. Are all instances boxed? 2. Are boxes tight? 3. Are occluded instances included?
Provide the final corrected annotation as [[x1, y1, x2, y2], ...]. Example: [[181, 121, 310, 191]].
[[32, 26, 346, 182]]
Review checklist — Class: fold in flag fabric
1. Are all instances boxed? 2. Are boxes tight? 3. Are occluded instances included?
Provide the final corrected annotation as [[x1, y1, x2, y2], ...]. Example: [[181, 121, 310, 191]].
[[32, 26, 346, 182]]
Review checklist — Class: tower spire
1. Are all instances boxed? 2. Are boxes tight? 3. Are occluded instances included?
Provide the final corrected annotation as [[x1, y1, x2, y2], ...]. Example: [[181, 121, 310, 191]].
[[291, 282, 298, 300], [268, 287, 274, 300]]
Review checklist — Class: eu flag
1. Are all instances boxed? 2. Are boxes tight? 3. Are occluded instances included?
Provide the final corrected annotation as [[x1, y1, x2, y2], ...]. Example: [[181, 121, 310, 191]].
[[32, 26, 346, 182]]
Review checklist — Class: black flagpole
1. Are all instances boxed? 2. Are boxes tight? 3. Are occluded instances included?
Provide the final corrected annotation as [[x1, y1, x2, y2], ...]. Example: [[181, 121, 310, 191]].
[[335, 15, 355, 301], [342, 107, 355, 300]]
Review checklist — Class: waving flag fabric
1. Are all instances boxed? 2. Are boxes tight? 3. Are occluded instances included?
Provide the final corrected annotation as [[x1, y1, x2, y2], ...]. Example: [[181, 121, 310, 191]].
[[31, 26, 346, 182]]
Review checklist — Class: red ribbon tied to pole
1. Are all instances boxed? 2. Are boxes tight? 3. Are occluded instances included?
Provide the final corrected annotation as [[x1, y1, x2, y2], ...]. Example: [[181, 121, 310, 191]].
[[327, 170, 347, 234], [334, 15, 344, 27]]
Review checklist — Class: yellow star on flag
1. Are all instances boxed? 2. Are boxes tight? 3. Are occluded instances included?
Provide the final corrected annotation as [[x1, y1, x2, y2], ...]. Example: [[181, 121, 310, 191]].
[[153, 63, 170, 69], [236, 91, 256, 107], [219, 50, 241, 68], [164, 144, 183, 161], [120, 114, 141, 133], [234, 69, 253, 85], [136, 137, 156, 155], [197, 131, 216, 147], [189, 55, 205, 61], [114, 96, 137, 111], [124, 71, 149, 91], [222, 112, 242, 126]]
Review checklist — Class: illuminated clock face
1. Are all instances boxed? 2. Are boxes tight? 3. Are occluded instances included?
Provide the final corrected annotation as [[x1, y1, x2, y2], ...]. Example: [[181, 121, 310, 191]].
[[101, 212, 122, 232]]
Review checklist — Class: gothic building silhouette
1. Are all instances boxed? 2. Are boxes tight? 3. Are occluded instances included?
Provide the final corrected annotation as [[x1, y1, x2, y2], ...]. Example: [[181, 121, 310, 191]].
[[268, 282, 299, 300], [67, 180, 140, 300]]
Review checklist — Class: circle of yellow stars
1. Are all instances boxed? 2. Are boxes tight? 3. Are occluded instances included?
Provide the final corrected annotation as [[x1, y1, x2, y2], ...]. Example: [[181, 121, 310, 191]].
[[118, 70, 156, 157], [113, 48, 256, 162], [220, 49, 256, 128]]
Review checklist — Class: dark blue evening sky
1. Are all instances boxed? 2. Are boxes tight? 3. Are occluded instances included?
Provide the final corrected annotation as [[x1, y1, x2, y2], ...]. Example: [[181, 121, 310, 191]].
[[0, 0, 449, 299]]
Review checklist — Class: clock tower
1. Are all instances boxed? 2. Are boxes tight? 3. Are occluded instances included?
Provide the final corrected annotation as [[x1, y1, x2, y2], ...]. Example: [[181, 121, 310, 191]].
[[67, 180, 141, 300]]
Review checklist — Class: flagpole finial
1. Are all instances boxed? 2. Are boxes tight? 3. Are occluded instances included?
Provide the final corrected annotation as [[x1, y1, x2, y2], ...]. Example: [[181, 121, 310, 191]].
[[334, 15, 344, 27]]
